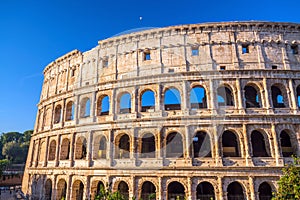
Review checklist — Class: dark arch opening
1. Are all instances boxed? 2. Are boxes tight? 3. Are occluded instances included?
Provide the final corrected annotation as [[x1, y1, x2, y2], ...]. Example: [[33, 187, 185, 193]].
[[141, 133, 156, 158], [217, 86, 234, 106], [141, 90, 155, 112], [141, 181, 156, 200], [271, 85, 285, 108], [57, 179, 67, 200], [96, 181, 105, 197], [166, 132, 183, 158], [227, 182, 245, 200], [44, 179, 52, 200], [117, 134, 130, 159], [190, 86, 207, 109], [60, 138, 70, 160], [245, 85, 261, 108], [48, 140, 56, 161], [54, 105, 62, 124], [65, 101, 74, 121], [196, 182, 215, 200], [222, 131, 240, 157], [193, 131, 211, 158], [258, 182, 273, 200], [98, 137, 107, 159], [168, 181, 185, 200], [280, 131, 295, 157], [75, 137, 87, 160], [251, 130, 270, 157], [118, 181, 129, 200]]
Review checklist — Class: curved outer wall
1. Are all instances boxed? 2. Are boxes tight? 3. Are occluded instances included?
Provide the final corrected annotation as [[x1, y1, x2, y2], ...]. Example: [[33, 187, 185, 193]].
[[23, 21, 300, 200]]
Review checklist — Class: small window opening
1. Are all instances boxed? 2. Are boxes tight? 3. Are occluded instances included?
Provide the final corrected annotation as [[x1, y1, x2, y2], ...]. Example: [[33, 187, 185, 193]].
[[220, 66, 226, 70], [191, 47, 199, 56], [103, 59, 108, 68], [144, 51, 151, 60], [291, 45, 298, 54], [71, 69, 76, 77], [242, 44, 249, 54], [272, 65, 277, 69]]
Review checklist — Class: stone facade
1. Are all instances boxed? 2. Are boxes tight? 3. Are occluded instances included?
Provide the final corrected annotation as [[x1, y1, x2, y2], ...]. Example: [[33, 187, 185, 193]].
[[22, 21, 300, 200]]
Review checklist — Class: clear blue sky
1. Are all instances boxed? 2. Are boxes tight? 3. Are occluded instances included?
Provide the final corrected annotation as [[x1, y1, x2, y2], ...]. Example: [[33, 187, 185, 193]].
[[0, 0, 299, 133]]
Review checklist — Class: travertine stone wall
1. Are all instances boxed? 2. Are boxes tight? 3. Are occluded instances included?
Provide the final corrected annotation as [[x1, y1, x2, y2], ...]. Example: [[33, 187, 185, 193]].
[[23, 21, 300, 200]]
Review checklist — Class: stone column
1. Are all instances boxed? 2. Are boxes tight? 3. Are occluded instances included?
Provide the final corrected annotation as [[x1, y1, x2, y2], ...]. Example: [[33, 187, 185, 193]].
[[182, 81, 189, 111], [217, 176, 224, 200], [91, 91, 97, 121], [249, 176, 256, 200], [263, 78, 272, 113], [236, 78, 245, 113], [243, 124, 252, 166], [187, 177, 192, 200], [43, 136, 50, 167], [271, 124, 283, 166], [52, 175, 57, 200], [157, 177, 163, 200], [111, 88, 117, 120], [288, 79, 297, 113], [109, 130, 114, 166], [85, 176, 91, 200], [209, 79, 217, 114], [87, 131, 93, 167], [185, 126, 191, 159], [156, 128, 162, 159], [55, 134, 61, 167], [214, 126, 222, 166], [70, 133, 76, 167], [67, 175, 73, 200]]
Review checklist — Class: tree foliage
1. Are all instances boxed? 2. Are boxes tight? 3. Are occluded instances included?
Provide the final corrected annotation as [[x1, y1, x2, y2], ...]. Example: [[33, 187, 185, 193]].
[[0, 159, 9, 177], [273, 157, 300, 200], [0, 130, 32, 164]]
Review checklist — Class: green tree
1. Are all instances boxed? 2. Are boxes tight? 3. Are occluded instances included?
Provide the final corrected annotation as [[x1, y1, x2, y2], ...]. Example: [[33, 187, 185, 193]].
[[2, 141, 25, 163], [273, 157, 300, 200], [0, 159, 9, 177]]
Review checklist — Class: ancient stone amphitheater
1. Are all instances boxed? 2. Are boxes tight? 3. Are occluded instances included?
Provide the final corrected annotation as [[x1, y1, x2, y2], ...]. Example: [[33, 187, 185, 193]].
[[22, 21, 300, 200]]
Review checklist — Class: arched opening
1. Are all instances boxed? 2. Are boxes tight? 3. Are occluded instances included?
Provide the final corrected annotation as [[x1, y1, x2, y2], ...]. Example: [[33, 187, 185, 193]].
[[80, 98, 90, 117], [258, 182, 273, 200], [227, 182, 245, 200], [190, 86, 207, 109], [116, 134, 130, 159], [119, 93, 131, 114], [38, 141, 46, 164], [60, 138, 70, 160], [297, 85, 300, 108], [56, 179, 67, 200], [168, 181, 185, 200], [271, 85, 285, 108], [141, 181, 156, 200], [118, 181, 129, 200], [196, 182, 215, 200], [244, 85, 261, 108], [280, 130, 296, 157], [72, 180, 84, 200], [75, 137, 87, 160], [251, 130, 270, 157], [222, 131, 240, 157], [44, 179, 52, 200], [166, 132, 183, 158], [141, 133, 156, 158], [141, 90, 155, 112], [95, 181, 105, 198], [193, 131, 211, 158], [54, 105, 62, 123], [164, 88, 181, 110], [48, 140, 56, 161], [66, 101, 74, 121], [99, 137, 107, 159], [217, 86, 234, 106], [97, 95, 110, 116]]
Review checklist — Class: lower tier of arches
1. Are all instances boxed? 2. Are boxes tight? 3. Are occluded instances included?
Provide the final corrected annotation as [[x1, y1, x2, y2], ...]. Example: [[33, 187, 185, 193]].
[[26, 172, 279, 200]]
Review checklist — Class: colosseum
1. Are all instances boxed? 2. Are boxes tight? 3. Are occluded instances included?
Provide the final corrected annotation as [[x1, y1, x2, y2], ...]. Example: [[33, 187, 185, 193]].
[[22, 21, 300, 200]]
